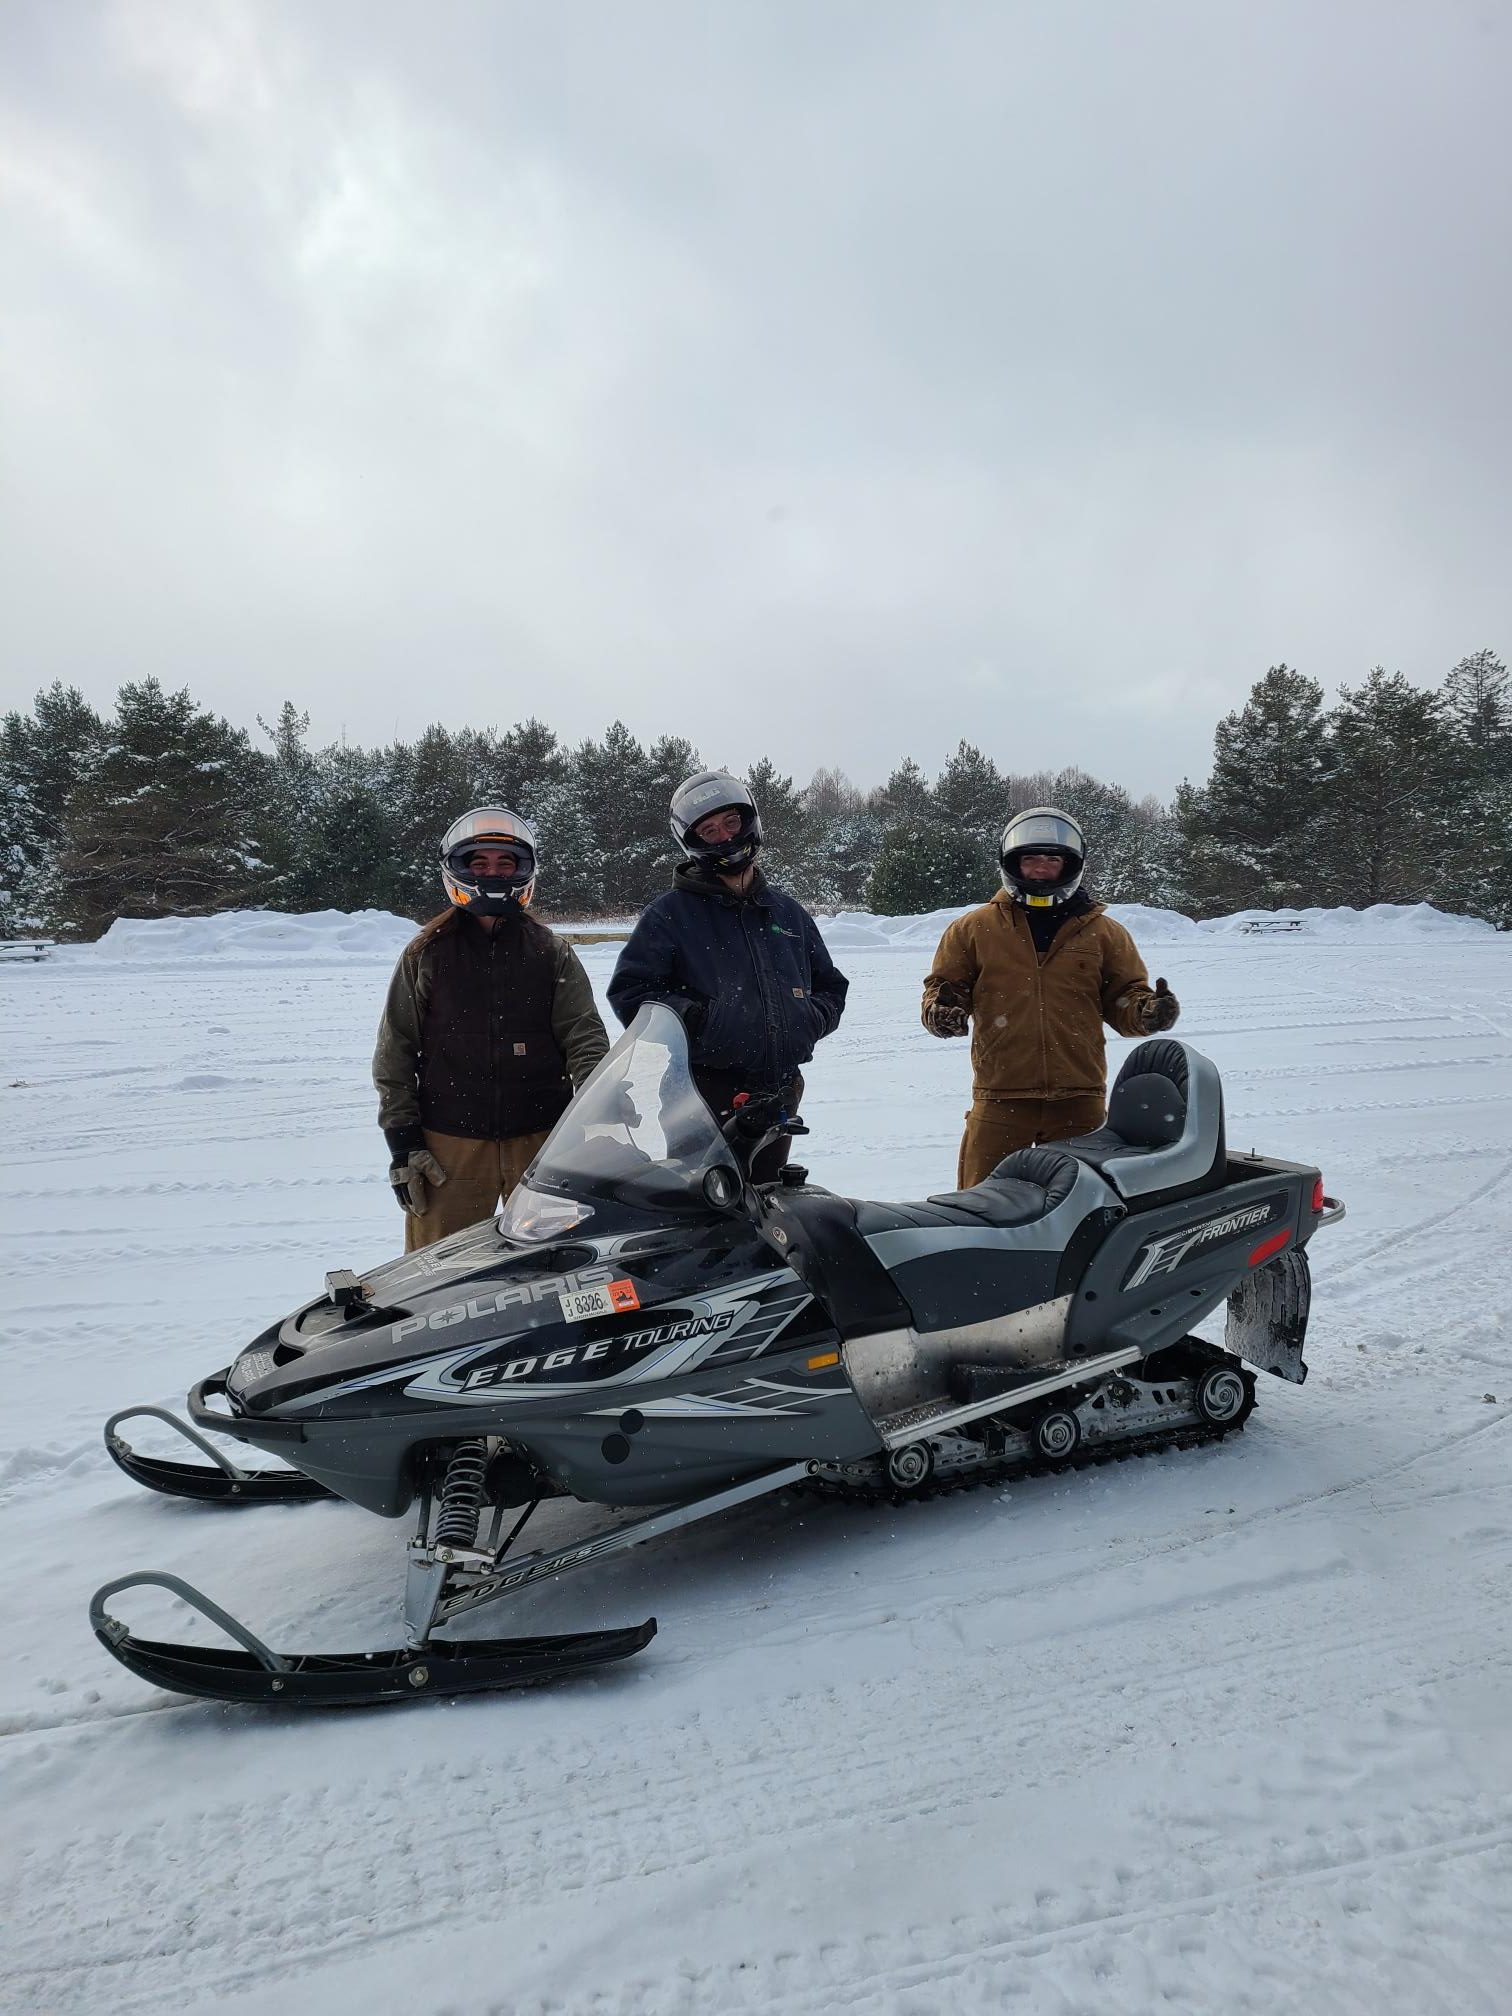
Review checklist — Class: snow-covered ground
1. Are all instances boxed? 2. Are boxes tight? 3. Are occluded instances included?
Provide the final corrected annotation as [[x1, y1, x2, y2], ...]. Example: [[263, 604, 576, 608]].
[[3, 911, 1511, 2015]]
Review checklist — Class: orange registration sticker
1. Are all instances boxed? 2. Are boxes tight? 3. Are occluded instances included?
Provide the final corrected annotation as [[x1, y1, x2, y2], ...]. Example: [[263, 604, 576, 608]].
[[559, 1278, 642, 1323]]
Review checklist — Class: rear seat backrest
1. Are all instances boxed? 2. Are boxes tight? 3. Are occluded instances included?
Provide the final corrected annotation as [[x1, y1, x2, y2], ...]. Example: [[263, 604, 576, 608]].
[[1074, 1039, 1226, 1205]]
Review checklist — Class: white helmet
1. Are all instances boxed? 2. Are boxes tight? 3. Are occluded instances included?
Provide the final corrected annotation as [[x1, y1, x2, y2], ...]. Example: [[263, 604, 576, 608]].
[[669, 769, 763, 874], [999, 806, 1086, 908], [440, 806, 539, 913]]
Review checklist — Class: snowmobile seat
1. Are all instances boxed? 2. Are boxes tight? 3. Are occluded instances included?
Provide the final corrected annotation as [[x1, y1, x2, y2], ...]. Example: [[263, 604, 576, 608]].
[[1062, 1039, 1226, 1208], [760, 1188, 914, 1340], [848, 1150, 1119, 1335], [852, 1147, 1083, 1235]]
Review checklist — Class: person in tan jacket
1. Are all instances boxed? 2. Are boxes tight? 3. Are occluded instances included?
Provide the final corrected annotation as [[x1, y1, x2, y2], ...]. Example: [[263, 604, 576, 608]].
[[921, 806, 1179, 1188], [373, 806, 609, 1251]]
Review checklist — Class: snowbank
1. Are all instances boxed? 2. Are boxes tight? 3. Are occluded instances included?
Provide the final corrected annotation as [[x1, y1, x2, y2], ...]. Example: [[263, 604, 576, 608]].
[[79, 908, 419, 966], [37, 898, 1496, 969], [818, 899, 1492, 951], [822, 902, 1208, 950], [1195, 902, 1496, 941]]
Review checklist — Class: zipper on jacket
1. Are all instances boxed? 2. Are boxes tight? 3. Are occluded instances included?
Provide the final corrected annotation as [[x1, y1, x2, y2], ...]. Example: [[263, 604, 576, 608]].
[[488, 927, 500, 1141]]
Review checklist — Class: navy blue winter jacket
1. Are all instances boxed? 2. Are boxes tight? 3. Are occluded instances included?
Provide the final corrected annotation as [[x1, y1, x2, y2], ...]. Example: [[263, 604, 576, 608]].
[[608, 867, 849, 1090]]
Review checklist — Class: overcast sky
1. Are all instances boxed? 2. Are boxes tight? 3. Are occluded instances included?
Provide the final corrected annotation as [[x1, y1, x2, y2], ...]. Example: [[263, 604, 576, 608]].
[[2, 1, 1508, 799]]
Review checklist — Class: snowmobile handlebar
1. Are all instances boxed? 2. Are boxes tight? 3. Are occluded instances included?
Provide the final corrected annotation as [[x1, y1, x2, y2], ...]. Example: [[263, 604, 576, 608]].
[[721, 1092, 809, 1178]]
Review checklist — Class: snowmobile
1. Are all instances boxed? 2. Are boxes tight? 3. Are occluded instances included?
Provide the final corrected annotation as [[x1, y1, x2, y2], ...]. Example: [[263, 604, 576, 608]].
[[93, 1002, 1344, 1708]]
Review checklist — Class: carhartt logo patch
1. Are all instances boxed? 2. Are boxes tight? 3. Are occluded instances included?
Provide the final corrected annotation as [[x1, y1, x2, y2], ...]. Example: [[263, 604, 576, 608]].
[[513, 1043, 527, 1056], [792, 987, 805, 997]]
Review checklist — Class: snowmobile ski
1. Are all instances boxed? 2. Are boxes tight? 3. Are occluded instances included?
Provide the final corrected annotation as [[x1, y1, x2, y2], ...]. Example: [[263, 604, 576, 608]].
[[104, 1406, 332, 1503], [90, 1573, 654, 1706]]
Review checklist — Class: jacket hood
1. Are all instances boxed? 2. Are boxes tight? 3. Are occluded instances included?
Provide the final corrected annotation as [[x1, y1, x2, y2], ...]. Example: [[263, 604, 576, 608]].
[[673, 861, 771, 906]]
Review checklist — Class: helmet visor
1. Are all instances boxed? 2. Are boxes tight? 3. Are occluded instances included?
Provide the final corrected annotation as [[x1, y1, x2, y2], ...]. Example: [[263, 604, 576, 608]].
[[1004, 812, 1082, 856], [446, 841, 536, 889]]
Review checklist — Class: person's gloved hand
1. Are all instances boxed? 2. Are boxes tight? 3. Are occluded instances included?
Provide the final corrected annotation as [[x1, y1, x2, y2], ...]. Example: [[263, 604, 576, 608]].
[[664, 994, 706, 1039], [389, 1148, 448, 1216], [923, 984, 971, 1038], [1140, 978, 1180, 1033]]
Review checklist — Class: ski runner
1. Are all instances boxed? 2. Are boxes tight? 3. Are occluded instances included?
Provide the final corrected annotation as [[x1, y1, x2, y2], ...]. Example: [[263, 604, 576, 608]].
[[922, 806, 1179, 1187], [373, 806, 609, 1250], [608, 769, 849, 1182]]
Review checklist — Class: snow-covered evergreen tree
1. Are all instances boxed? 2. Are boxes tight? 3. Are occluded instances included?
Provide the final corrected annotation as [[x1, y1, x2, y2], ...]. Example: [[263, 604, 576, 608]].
[[59, 680, 268, 933], [0, 684, 106, 935], [0, 728, 50, 935], [867, 823, 994, 915], [1174, 665, 1329, 915], [1442, 648, 1509, 756], [1318, 669, 1455, 908], [874, 758, 933, 827], [931, 741, 1005, 849]]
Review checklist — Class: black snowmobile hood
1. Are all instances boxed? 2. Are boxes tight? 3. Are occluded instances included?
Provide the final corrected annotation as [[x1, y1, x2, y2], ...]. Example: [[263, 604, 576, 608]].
[[224, 1212, 779, 1418]]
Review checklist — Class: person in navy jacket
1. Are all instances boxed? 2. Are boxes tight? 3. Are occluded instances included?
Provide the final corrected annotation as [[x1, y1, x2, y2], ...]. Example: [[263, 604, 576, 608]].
[[608, 769, 849, 1180]]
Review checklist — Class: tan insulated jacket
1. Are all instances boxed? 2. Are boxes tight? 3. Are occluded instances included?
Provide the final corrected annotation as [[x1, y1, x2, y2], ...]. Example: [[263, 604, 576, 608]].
[[374, 914, 608, 1140], [921, 891, 1158, 1100]]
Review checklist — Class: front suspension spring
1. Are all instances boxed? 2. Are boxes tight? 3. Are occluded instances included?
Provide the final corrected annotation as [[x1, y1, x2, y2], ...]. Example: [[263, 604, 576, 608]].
[[434, 1439, 489, 1548]]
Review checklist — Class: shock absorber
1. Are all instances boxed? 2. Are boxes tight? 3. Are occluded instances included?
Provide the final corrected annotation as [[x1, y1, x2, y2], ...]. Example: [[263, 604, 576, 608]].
[[433, 1439, 489, 1549]]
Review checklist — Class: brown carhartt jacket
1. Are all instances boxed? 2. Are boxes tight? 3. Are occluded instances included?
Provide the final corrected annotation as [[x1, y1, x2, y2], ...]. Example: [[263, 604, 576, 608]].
[[922, 891, 1157, 1100]]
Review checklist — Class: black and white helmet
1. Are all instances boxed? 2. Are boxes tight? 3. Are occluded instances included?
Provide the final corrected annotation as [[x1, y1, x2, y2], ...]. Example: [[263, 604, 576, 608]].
[[440, 806, 539, 914], [999, 806, 1086, 908], [669, 770, 763, 874]]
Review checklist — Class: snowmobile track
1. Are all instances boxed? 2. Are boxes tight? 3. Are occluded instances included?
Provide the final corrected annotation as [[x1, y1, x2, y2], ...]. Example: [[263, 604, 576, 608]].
[[806, 1407, 1251, 1509]]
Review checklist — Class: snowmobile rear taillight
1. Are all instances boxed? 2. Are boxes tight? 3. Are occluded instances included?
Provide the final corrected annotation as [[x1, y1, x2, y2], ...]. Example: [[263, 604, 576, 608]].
[[1311, 1177, 1325, 1214]]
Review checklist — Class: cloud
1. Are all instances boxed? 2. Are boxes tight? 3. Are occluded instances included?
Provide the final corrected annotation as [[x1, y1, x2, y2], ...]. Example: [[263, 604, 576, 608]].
[[2, 0, 1507, 796]]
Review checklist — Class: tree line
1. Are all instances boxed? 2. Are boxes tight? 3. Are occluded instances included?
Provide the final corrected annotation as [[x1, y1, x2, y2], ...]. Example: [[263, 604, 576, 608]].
[[1, 650, 1507, 936]]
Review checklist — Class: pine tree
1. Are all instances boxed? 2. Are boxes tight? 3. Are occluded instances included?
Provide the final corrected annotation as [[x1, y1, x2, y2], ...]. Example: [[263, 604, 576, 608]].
[[59, 680, 268, 933], [874, 758, 933, 826], [296, 743, 407, 914], [254, 702, 323, 910], [1174, 665, 1329, 914], [1043, 768, 1167, 906], [0, 683, 106, 935], [931, 741, 1006, 847], [744, 757, 806, 888], [0, 724, 50, 935], [1318, 669, 1454, 908], [474, 718, 569, 820], [564, 723, 701, 912], [1442, 648, 1509, 756], [1440, 650, 1512, 928], [867, 823, 994, 915], [793, 769, 879, 907]]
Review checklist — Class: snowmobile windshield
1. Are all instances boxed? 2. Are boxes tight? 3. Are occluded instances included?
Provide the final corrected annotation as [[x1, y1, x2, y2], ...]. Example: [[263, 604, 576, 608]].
[[506, 1002, 735, 1226]]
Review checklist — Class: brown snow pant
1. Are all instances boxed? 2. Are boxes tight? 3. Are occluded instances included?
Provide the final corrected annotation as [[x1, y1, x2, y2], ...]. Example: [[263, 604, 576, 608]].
[[957, 1094, 1106, 1190], [403, 1127, 552, 1252]]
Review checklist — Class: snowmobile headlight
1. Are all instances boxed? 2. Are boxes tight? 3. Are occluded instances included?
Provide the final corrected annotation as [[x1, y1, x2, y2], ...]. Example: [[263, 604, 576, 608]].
[[499, 1187, 595, 1244]]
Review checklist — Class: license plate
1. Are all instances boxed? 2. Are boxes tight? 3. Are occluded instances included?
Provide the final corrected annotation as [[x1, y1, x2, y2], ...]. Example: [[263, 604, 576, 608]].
[[558, 1279, 640, 1323]]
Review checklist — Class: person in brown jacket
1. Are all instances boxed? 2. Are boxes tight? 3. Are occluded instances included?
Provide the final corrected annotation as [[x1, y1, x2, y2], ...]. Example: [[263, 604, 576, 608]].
[[373, 806, 609, 1251], [921, 806, 1179, 1188]]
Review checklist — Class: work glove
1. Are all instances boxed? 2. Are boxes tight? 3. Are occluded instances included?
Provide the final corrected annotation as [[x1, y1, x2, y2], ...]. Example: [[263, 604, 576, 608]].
[[388, 1148, 448, 1216], [923, 984, 971, 1039], [1140, 978, 1180, 1034]]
